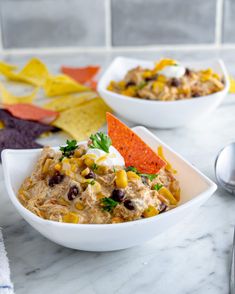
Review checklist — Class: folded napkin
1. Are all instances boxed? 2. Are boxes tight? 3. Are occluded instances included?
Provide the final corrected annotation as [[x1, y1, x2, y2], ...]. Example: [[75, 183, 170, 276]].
[[0, 230, 14, 294]]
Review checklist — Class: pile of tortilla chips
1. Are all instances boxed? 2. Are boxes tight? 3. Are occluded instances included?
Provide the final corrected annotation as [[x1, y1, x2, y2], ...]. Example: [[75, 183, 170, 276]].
[[0, 58, 111, 155]]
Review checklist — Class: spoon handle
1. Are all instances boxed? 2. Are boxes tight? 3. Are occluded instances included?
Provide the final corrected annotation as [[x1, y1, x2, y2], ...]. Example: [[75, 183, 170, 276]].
[[230, 228, 235, 294]]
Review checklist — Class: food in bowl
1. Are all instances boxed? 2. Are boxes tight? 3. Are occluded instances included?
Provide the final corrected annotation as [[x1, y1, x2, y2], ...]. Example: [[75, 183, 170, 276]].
[[17, 113, 180, 224], [107, 58, 224, 101]]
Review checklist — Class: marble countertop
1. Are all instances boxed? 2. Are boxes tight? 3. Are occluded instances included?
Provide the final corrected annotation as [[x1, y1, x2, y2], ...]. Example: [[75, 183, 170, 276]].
[[1, 50, 235, 294]]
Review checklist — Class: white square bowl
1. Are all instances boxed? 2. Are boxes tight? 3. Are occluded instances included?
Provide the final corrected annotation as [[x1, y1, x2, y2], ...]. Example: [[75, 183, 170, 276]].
[[98, 57, 229, 128], [2, 127, 217, 251]]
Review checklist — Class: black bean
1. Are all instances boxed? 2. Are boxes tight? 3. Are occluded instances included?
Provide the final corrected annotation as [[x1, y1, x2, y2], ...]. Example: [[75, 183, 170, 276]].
[[185, 68, 191, 76], [145, 74, 158, 82], [192, 92, 200, 98], [126, 81, 136, 87], [111, 189, 125, 202], [159, 203, 167, 212], [67, 185, 79, 201], [85, 170, 95, 179], [171, 78, 180, 87], [48, 172, 64, 187], [124, 199, 135, 210]]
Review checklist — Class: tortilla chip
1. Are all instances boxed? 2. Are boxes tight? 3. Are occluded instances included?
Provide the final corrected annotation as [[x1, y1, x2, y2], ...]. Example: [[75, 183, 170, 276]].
[[106, 112, 166, 174], [0, 128, 42, 159], [43, 92, 96, 112], [44, 74, 90, 97], [0, 61, 17, 73], [229, 76, 235, 93], [53, 98, 111, 141], [61, 66, 100, 84], [0, 58, 49, 86], [19, 58, 50, 86], [0, 109, 57, 139], [4, 103, 58, 124], [0, 83, 38, 104]]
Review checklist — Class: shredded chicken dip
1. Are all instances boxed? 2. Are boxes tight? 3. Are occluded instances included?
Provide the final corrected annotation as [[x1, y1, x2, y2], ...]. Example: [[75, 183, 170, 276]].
[[18, 137, 180, 224], [107, 58, 224, 101]]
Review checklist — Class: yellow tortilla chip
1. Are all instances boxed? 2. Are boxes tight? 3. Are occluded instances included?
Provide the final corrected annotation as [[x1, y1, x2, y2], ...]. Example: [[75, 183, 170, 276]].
[[0, 58, 49, 86], [44, 74, 90, 97], [0, 61, 17, 73], [53, 98, 111, 141], [229, 76, 235, 93], [0, 83, 38, 104], [43, 92, 96, 112], [20, 58, 50, 86]]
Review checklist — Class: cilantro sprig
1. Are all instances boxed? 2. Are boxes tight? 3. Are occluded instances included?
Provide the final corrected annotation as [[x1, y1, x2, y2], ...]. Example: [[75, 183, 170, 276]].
[[153, 183, 163, 191], [89, 132, 112, 153], [125, 166, 158, 181], [101, 197, 118, 212], [59, 140, 78, 161]]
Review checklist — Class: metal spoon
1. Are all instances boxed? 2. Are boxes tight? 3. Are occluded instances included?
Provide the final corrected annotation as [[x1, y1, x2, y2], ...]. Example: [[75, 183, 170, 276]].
[[215, 143, 235, 294]]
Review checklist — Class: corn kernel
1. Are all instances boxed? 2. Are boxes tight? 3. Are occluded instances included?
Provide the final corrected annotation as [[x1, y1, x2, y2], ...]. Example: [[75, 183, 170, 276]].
[[96, 192, 105, 200], [71, 164, 77, 172], [115, 170, 128, 188], [96, 165, 108, 175], [42, 158, 53, 174], [63, 212, 79, 224], [81, 167, 90, 177], [84, 157, 95, 168], [142, 71, 152, 78], [153, 81, 164, 92], [143, 205, 159, 218], [75, 202, 84, 210], [158, 187, 177, 205], [91, 181, 101, 193], [111, 216, 124, 223], [127, 171, 140, 180], [54, 163, 62, 171], [157, 75, 167, 83]]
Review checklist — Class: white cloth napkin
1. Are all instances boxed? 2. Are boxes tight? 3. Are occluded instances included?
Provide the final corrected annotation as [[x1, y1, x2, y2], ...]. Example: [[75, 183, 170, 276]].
[[0, 230, 14, 294]]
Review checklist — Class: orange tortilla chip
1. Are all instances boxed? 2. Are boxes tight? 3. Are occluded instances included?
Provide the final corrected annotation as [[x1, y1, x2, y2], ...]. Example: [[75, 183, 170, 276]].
[[61, 66, 100, 84], [4, 103, 58, 124], [106, 113, 166, 174]]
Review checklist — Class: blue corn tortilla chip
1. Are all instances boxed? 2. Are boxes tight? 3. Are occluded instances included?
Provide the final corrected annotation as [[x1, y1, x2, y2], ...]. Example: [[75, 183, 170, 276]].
[[0, 128, 42, 161], [0, 109, 60, 161], [0, 109, 57, 138]]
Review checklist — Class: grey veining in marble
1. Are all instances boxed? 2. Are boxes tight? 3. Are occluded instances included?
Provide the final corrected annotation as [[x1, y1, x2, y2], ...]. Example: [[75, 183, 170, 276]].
[[111, 0, 216, 46], [0, 50, 235, 294], [0, 0, 106, 48]]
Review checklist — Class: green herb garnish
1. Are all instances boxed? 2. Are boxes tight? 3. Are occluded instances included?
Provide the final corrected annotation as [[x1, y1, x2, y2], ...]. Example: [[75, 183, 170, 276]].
[[125, 166, 158, 181], [153, 183, 163, 191], [125, 166, 138, 173], [59, 139, 78, 160], [92, 163, 98, 171], [89, 180, 96, 185], [89, 132, 112, 153], [101, 197, 118, 212], [138, 81, 147, 89], [140, 174, 158, 181]]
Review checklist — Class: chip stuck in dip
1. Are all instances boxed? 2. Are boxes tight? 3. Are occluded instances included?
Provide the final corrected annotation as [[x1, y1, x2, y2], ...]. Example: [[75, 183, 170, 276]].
[[18, 113, 180, 224]]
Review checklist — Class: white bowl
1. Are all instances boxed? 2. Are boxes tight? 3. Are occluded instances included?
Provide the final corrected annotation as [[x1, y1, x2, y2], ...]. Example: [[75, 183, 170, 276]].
[[98, 57, 229, 128], [2, 126, 217, 251]]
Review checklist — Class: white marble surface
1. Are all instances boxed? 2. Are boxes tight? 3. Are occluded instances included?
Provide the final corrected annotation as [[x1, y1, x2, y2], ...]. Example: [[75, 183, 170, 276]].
[[1, 50, 235, 294]]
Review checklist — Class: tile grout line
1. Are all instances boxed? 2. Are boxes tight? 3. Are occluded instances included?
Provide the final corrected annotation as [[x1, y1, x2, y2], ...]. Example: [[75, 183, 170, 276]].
[[215, 0, 224, 46], [0, 7, 3, 51], [105, 0, 112, 49]]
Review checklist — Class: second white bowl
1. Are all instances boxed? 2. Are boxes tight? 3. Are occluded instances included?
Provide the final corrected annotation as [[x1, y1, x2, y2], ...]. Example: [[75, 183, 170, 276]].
[[98, 57, 229, 128]]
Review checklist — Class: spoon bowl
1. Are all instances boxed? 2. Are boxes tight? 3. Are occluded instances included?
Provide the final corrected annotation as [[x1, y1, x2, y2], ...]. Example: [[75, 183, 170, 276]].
[[215, 142, 235, 194]]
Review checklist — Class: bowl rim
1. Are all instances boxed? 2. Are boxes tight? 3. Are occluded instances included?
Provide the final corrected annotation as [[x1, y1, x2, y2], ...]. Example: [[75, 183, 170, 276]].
[[2, 126, 217, 230], [97, 56, 230, 105]]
